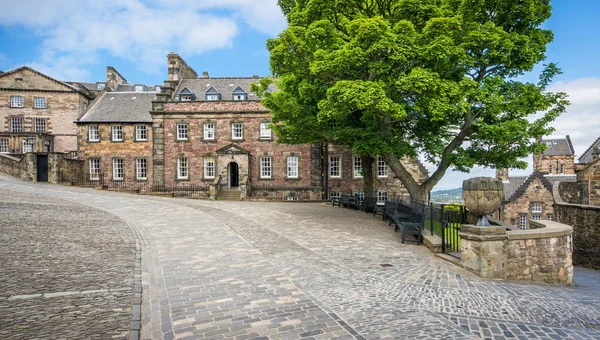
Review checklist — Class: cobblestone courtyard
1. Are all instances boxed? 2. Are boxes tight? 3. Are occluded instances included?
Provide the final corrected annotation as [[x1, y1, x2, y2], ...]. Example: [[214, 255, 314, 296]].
[[0, 173, 599, 339]]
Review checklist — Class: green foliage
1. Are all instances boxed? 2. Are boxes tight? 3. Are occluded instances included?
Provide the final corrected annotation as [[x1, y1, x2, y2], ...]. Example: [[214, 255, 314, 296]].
[[263, 0, 568, 198]]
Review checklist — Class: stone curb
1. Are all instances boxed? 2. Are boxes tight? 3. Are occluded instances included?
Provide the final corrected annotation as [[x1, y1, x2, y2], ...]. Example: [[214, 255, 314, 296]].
[[129, 224, 144, 340]]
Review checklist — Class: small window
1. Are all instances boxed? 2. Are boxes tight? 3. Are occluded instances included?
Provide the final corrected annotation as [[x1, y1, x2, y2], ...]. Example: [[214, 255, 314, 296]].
[[113, 158, 124, 180], [329, 156, 341, 178], [260, 157, 272, 178], [111, 125, 123, 141], [260, 122, 272, 139], [34, 97, 46, 109], [88, 126, 100, 142], [531, 202, 542, 213], [177, 157, 188, 179], [136, 125, 147, 141], [35, 118, 46, 133], [354, 192, 364, 204], [177, 124, 188, 140], [519, 214, 527, 230], [135, 85, 144, 92], [0, 139, 9, 153], [136, 159, 147, 180], [560, 164, 565, 174], [97, 83, 106, 91], [180, 95, 192, 102], [233, 94, 246, 101], [287, 156, 298, 178], [232, 87, 247, 101], [155, 86, 161, 93], [353, 156, 363, 178], [548, 164, 553, 174], [532, 215, 541, 221], [330, 191, 342, 201], [377, 191, 388, 202], [232, 123, 243, 140], [89, 159, 101, 180], [11, 117, 22, 132], [10, 96, 23, 108], [204, 157, 215, 179], [206, 94, 219, 101], [22, 138, 34, 153], [203, 123, 215, 140], [377, 156, 389, 177], [547, 214, 553, 221]]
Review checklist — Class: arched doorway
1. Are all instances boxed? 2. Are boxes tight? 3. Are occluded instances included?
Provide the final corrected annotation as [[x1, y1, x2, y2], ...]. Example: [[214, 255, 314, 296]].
[[229, 162, 239, 188]]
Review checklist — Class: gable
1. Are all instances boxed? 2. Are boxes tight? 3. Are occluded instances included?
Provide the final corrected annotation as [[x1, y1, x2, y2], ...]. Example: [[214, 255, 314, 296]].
[[178, 87, 194, 95], [0, 67, 78, 92], [205, 86, 219, 94], [232, 86, 246, 94], [216, 143, 250, 155]]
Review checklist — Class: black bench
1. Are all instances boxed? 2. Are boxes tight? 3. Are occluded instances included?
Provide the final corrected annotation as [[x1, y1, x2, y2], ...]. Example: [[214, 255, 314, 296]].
[[360, 197, 377, 213], [391, 202, 426, 244], [386, 201, 412, 225], [338, 194, 356, 208]]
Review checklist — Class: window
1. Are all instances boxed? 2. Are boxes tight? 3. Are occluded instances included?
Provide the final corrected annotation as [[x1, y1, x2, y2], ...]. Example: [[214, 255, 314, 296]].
[[330, 191, 342, 201], [177, 157, 188, 179], [97, 83, 106, 91], [204, 157, 215, 179], [353, 156, 363, 178], [232, 123, 243, 140], [203, 123, 215, 140], [532, 215, 541, 221], [112, 158, 124, 180], [88, 126, 100, 141], [35, 118, 46, 133], [135, 85, 144, 92], [232, 87, 247, 101], [260, 157, 272, 178], [177, 124, 188, 140], [560, 164, 565, 174], [111, 125, 123, 141], [34, 97, 46, 109], [287, 156, 298, 178], [355, 192, 364, 204], [22, 138, 34, 153], [206, 94, 219, 101], [10, 96, 23, 108], [548, 164, 553, 174], [136, 125, 147, 141], [329, 156, 341, 178], [233, 94, 246, 100], [519, 214, 527, 230], [547, 214, 553, 221], [155, 86, 161, 93], [11, 117, 22, 132], [377, 191, 388, 202], [180, 95, 192, 101], [0, 139, 9, 153], [531, 202, 542, 213], [260, 123, 272, 139], [136, 159, 147, 180], [378, 156, 389, 177], [89, 159, 101, 180]]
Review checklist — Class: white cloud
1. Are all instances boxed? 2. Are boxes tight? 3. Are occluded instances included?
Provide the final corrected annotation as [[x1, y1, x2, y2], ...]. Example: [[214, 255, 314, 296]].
[[0, 0, 285, 80]]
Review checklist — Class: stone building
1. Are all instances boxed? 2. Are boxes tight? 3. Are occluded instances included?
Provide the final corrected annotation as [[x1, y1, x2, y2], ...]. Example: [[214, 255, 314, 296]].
[[532, 136, 575, 174], [0, 67, 94, 153], [575, 135, 600, 206]]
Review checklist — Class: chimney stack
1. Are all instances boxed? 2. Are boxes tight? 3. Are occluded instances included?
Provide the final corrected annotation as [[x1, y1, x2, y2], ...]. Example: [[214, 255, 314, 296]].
[[106, 66, 127, 91], [167, 52, 198, 81], [202, 72, 209, 78], [496, 168, 509, 182]]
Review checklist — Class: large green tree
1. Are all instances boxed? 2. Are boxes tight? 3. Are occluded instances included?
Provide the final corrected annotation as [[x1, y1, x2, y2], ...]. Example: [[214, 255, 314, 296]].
[[259, 0, 568, 201]]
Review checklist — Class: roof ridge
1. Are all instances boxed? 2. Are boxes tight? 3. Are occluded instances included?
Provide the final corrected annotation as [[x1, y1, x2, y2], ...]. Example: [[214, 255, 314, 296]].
[[579, 135, 600, 162], [0, 66, 84, 94], [507, 172, 553, 202], [76, 91, 107, 122]]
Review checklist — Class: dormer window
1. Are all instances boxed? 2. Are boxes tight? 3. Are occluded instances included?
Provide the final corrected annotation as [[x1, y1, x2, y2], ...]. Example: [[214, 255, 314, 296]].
[[96, 83, 106, 91], [155, 86, 161, 93], [232, 86, 247, 101], [205, 86, 220, 101], [135, 85, 145, 92], [178, 87, 196, 101]]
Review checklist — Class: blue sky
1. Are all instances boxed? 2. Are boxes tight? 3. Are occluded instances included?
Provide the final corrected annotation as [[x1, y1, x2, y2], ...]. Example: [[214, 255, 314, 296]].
[[1, 0, 599, 190]]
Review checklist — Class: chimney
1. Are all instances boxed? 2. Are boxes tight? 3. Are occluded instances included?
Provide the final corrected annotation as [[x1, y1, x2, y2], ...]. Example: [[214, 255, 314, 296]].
[[167, 52, 198, 81], [202, 72, 209, 79], [252, 74, 260, 79], [106, 66, 127, 91], [496, 168, 509, 182]]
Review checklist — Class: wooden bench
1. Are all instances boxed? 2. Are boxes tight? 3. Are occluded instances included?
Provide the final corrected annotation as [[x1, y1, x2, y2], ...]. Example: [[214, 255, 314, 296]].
[[360, 197, 377, 213], [391, 202, 426, 244]]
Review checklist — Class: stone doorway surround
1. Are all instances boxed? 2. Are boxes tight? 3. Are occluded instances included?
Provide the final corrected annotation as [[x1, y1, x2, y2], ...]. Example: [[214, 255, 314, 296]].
[[215, 143, 250, 189]]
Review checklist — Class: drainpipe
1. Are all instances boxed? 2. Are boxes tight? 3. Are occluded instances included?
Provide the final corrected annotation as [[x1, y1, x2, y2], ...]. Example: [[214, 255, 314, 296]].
[[323, 143, 328, 200]]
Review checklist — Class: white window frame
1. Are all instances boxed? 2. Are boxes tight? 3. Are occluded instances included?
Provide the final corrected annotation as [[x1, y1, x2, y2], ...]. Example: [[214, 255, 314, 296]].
[[180, 95, 192, 102], [10, 96, 23, 108], [34, 97, 46, 109], [177, 124, 188, 140], [97, 83, 106, 91], [547, 214, 553, 221], [135, 125, 147, 141], [136, 158, 147, 180], [203, 123, 215, 140], [519, 214, 527, 230], [354, 192, 365, 204], [22, 138, 34, 153], [35, 118, 46, 133], [287, 156, 298, 178], [560, 164, 565, 174], [548, 164, 553, 174], [377, 191, 388, 202], [377, 156, 389, 178], [329, 156, 341, 178], [177, 157, 188, 179], [353, 156, 363, 178], [206, 94, 219, 101], [88, 125, 100, 142], [0, 139, 9, 153], [260, 157, 272, 179], [112, 158, 124, 180], [531, 202, 542, 213], [135, 85, 144, 92], [232, 123, 243, 140], [532, 215, 541, 221], [11, 117, 22, 132], [111, 125, 123, 141], [204, 157, 215, 179], [260, 123, 272, 139], [233, 94, 246, 101], [330, 191, 342, 201], [89, 159, 101, 180]]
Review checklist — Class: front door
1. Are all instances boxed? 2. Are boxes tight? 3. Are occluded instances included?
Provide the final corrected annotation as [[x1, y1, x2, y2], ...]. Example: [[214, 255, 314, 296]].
[[36, 155, 48, 182], [229, 162, 239, 187]]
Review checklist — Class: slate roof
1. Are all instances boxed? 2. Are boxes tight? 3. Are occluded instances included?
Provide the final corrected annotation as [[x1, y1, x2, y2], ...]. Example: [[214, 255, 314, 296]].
[[579, 135, 600, 163], [172, 77, 277, 101], [77, 92, 155, 123], [116, 84, 161, 92], [541, 136, 574, 156], [502, 176, 527, 201], [503, 173, 576, 202]]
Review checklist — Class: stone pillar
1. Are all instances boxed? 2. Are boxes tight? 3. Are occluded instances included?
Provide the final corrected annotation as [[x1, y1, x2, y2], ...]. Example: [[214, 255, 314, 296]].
[[460, 225, 508, 279]]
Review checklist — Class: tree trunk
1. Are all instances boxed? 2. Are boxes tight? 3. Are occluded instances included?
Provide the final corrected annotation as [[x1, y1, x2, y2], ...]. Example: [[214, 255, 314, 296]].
[[361, 155, 375, 198], [384, 154, 432, 202]]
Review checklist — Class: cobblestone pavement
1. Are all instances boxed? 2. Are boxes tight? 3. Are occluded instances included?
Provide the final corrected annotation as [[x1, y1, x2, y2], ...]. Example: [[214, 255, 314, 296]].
[[1, 174, 599, 339], [0, 187, 136, 339]]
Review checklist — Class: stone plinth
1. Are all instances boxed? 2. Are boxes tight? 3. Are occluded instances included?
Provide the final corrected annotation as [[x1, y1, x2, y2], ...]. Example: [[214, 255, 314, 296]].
[[460, 225, 508, 278]]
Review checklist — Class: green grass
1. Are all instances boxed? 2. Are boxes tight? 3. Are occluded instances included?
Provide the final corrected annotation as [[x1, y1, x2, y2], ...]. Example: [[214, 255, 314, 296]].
[[424, 219, 461, 250]]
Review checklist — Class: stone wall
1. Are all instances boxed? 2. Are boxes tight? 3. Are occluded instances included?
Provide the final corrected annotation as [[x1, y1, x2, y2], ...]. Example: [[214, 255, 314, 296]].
[[52, 155, 85, 184], [0, 153, 35, 181], [558, 181, 579, 204], [553, 182, 600, 270], [576, 158, 600, 206], [533, 154, 575, 174]]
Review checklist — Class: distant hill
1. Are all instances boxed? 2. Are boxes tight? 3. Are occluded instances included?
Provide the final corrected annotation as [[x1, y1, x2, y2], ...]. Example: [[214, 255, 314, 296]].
[[430, 188, 463, 203]]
